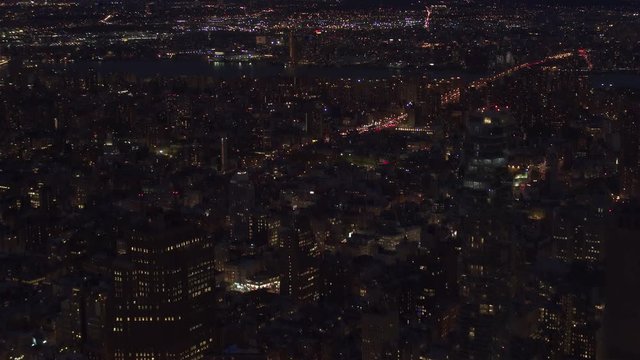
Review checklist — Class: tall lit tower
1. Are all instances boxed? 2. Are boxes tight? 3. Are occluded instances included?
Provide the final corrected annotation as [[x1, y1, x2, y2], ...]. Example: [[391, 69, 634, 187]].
[[461, 108, 513, 199], [457, 108, 514, 359]]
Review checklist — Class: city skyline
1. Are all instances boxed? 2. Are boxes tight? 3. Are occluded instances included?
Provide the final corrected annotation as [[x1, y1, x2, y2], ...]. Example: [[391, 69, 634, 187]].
[[0, 0, 639, 359]]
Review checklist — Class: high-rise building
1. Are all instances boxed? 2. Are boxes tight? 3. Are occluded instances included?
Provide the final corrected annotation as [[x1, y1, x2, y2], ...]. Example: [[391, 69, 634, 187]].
[[280, 214, 319, 304], [551, 203, 606, 265], [461, 108, 513, 198], [457, 108, 514, 359], [228, 172, 254, 215], [110, 211, 216, 360], [456, 213, 510, 360], [228, 172, 255, 248], [55, 286, 83, 350], [84, 287, 110, 359], [535, 264, 602, 360]]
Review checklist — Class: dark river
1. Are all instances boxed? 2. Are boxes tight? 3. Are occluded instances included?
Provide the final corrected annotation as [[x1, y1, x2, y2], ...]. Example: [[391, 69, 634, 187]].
[[60, 60, 640, 89], [53, 59, 481, 81], [3, 59, 640, 89]]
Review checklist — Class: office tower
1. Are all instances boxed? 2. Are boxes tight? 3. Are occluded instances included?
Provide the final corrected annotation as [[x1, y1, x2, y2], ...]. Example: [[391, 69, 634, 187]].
[[110, 211, 216, 360], [228, 172, 254, 215], [84, 287, 110, 359], [551, 203, 606, 265], [228, 171, 255, 248], [532, 257, 603, 360], [250, 210, 280, 249], [280, 214, 319, 304], [456, 213, 510, 360], [461, 108, 512, 198], [457, 108, 514, 359], [54, 281, 110, 359], [28, 182, 54, 212], [55, 286, 83, 350]]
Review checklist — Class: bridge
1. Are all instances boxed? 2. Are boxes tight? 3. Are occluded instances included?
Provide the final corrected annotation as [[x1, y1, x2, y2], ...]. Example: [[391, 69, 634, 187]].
[[349, 50, 593, 136], [469, 50, 589, 90]]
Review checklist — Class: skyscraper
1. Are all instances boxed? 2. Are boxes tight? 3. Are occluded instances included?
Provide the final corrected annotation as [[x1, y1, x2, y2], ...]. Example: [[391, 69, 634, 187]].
[[110, 211, 216, 360], [457, 108, 514, 359], [461, 108, 512, 198], [228, 171, 255, 249], [280, 214, 320, 304]]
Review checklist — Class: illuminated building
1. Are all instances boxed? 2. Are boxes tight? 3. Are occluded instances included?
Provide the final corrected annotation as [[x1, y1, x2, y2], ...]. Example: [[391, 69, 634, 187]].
[[536, 266, 601, 360], [551, 204, 606, 264], [228, 172, 255, 249], [280, 214, 319, 304], [85, 288, 110, 359], [461, 108, 513, 196], [228, 275, 280, 294], [55, 286, 83, 349], [456, 219, 509, 360], [54, 283, 110, 359], [250, 211, 280, 249], [27, 183, 54, 212], [110, 212, 216, 360], [457, 108, 514, 359]]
